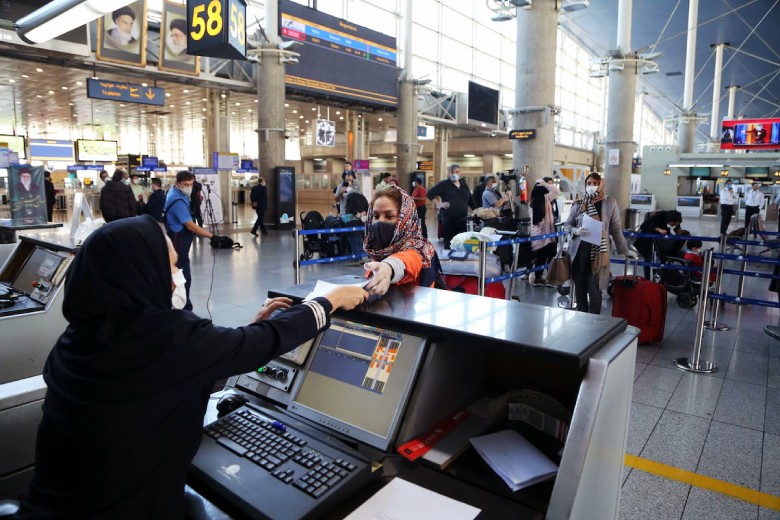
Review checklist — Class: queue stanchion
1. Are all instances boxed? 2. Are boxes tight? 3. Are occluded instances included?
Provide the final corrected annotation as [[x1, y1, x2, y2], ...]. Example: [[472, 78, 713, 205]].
[[674, 248, 717, 374], [294, 229, 301, 285], [704, 235, 731, 331], [478, 240, 487, 297], [507, 239, 520, 301], [733, 256, 748, 306]]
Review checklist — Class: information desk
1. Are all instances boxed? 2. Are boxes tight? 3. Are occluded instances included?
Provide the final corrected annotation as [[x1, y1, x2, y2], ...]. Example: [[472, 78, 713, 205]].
[[189, 277, 638, 520], [0, 232, 77, 498]]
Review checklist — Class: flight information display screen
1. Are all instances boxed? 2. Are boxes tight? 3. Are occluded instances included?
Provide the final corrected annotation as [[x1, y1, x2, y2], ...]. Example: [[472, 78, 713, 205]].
[[289, 319, 427, 450], [279, 0, 398, 108]]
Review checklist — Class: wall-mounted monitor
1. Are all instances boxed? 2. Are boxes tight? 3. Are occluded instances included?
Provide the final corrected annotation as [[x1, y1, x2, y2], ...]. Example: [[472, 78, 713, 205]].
[[279, 0, 398, 108], [721, 118, 780, 150], [29, 139, 74, 162], [288, 318, 428, 451], [744, 166, 769, 178], [466, 81, 500, 129], [0, 135, 26, 160], [689, 166, 711, 177], [75, 140, 118, 162]]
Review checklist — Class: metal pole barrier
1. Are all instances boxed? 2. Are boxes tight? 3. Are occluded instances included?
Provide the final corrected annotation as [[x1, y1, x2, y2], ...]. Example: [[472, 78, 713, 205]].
[[674, 248, 717, 373], [704, 235, 730, 330], [733, 257, 748, 305], [478, 240, 487, 297], [507, 240, 520, 301], [294, 229, 301, 285]]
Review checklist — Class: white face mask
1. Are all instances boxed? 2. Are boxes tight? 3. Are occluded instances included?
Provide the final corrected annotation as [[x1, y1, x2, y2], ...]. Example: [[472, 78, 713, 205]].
[[121, 178, 131, 186], [179, 185, 193, 196], [133, 178, 141, 185], [171, 269, 187, 309], [585, 185, 598, 196], [450, 174, 460, 182]]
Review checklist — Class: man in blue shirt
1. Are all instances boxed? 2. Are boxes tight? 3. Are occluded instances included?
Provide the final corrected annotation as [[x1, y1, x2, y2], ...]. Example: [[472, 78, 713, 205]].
[[165, 171, 214, 310]]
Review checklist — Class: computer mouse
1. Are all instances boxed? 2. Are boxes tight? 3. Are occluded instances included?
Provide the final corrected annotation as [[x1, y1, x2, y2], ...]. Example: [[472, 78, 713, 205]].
[[216, 393, 249, 417]]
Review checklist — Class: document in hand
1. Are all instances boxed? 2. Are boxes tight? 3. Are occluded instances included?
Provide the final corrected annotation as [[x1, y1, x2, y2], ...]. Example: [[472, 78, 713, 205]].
[[470, 430, 559, 492], [580, 214, 603, 246]]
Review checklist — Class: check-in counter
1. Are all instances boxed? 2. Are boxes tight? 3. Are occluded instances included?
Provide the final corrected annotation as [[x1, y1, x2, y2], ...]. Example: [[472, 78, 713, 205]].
[[189, 277, 638, 519]]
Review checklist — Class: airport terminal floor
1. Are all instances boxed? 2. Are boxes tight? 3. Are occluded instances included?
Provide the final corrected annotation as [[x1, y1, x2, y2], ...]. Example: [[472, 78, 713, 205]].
[[17, 207, 780, 519]]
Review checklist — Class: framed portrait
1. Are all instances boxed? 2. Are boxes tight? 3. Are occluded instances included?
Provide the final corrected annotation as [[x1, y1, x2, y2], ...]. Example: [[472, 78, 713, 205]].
[[8, 165, 47, 224], [96, 1, 148, 67], [159, 0, 200, 76]]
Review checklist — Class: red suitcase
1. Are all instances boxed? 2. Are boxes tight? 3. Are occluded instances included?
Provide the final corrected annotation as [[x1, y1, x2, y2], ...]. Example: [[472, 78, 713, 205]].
[[442, 274, 506, 299], [611, 261, 667, 344]]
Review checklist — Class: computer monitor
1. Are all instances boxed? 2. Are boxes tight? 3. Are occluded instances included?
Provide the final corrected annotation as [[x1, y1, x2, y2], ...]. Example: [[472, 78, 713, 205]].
[[11, 246, 63, 301], [288, 318, 428, 451]]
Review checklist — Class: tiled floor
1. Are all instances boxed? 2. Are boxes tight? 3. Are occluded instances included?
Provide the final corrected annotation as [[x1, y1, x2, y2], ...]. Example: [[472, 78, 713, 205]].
[[42, 207, 780, 519]]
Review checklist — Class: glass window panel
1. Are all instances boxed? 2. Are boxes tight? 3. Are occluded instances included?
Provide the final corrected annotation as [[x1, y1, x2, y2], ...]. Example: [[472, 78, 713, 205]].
[[501, 62, 515, 88], [413, 25, 439, 61], [441, 7, 473, 46], [413, 0, 439, 30], [441, 37, 472, 72], [440, 68, 471, 92], [475, 21, 501, 51], [347, 3, 398, 36], [412, 56, 438, 82]]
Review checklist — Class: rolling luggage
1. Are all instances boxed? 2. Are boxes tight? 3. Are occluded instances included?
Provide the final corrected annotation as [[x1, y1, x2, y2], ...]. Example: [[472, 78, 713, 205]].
[[612, 260, 667, 344]]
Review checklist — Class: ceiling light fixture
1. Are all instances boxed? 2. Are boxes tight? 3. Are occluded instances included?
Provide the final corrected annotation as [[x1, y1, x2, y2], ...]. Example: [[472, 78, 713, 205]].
[[663, 168, 671, 176]]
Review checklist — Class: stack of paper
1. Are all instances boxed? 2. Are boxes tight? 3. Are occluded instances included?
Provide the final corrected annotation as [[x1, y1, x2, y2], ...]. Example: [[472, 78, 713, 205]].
[[470, 430, 559, 492]]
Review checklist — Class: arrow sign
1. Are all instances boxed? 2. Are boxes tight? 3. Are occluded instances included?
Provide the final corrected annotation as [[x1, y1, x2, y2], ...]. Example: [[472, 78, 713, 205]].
[[86, 79, 165, 106]]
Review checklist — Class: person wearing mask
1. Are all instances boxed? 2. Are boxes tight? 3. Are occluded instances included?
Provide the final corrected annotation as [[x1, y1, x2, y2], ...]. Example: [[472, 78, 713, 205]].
[[633, 209, 683, 279], [164, 171, 216, 311], [481, 176, 511, 212], [143, 178, 165, 223], [334, 171, 360, 216], [719, 180, 737, 235], [565, 173, 634, 314], [363, 189, 435, 295], [130, 174, 148, 213], [410, 177, 428, 239], [744, 182, 765, 228], [43, 171, 56, 222], [99, 170, 110, 186], [13, 215, 367, 519], [427, 165, 477, 249], [375, 172, 392, 192], [250, 177, 269, 237], [546, 176, 560, 223], [530, 178, 561, 287], [99, 169, 136, 222]]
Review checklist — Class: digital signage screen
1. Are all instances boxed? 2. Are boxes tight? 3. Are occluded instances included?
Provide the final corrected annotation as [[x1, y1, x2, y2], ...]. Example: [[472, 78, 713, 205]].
[[0, 135, 26, 159], [75, 140, 118, 162], [279, 0, 398, 108], [720, 118, 780, 150], [468, 81, 499, 128], [744, 167, 769, 178], [690, 166, 711, 177]]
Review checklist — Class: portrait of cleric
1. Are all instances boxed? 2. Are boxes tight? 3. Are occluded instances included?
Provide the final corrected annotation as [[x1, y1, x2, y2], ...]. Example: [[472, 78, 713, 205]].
[[166, 18, 188, 58], [159, 2, 199, 75], [9, 165, 47, 224], [104, 6, 140, 53]]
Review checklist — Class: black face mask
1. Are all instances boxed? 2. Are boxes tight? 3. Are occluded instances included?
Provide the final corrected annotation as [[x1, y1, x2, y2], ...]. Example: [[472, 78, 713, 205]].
[[371, 221, 396, 249]]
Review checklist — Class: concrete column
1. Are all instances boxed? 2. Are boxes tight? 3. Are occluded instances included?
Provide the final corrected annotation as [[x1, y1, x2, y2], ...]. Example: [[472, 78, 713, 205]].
[[257, 0, 286, 228], [726, 85, 738, 118], [604, 62, 638, 210], [395, 0, 417, 192], [512, 0, 557, 188], [207, 89, 231, 218], [433, 126, 449, 182], [482, 154, 503, 176], [349, 111, 364, 161], [709, 43, 725, 140], [676, 0, 699, 152]]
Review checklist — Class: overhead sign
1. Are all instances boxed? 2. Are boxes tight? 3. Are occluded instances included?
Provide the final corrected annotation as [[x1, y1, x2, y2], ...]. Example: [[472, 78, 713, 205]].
[[509, 129, 537, 140], [187, 0, 247, 60], [67, 164, 105, 171], [87, 78, 165, 106], [417, 160, 434, 171], [212, 151, 240, 170], [142, 156, 159, 168]]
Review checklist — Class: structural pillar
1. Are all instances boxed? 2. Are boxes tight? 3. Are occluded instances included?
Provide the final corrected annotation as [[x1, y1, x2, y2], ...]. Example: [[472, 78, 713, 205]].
[[604, 0, 637, 209], [676, 0, 699, 153], [726, 85, 738, 118], [395, 0, 417, 192], [256, 0, 287, 229], [433, 127, 449, 182], [207, 89, 231, 219], [512, 0, 557, 190], [709, 43, 726, 142]]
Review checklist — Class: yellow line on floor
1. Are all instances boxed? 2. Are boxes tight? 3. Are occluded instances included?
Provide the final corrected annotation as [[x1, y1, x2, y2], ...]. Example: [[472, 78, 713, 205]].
[[625, 453, 780, 511]]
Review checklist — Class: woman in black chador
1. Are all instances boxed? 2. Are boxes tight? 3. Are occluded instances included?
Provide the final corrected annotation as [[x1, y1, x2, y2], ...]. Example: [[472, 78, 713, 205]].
[[14, 215, 366, 519]]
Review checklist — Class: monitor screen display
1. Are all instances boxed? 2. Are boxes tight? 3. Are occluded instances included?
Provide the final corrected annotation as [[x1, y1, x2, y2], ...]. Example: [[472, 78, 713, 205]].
[[11, 247, 63, 300], [0, 135, 26, 159], [690, 166, 711, 177], [744, 167, 769, 178], [720, 118, 780, 150], [289, 319, 427, 450], [76, 140, 118, 162], [467, 81, 499, 128], [630, 194, 653, 205]]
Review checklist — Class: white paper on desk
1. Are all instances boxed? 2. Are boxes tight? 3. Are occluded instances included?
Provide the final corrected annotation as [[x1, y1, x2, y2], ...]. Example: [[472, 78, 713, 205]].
[[580, 214, 603, 246], [304, 279, 368, 300], [344, 478, 480, 520], [470, 430, 558, 492]]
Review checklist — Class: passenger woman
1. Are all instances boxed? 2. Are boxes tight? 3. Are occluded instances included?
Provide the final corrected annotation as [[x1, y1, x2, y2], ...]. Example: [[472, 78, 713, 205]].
[[15, 215, 367, 519], [363, 188, 435, 296], [633, 209, 683, 279], [565, 173, 634, 314]]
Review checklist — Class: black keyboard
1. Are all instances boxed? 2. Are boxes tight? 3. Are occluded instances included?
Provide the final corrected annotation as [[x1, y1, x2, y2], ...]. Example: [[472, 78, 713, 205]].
[[190, 406, 374, 520]]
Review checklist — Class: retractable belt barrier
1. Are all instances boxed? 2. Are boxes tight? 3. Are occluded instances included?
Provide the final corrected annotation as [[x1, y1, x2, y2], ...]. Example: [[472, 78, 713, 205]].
[[622, 231, 720, 243]]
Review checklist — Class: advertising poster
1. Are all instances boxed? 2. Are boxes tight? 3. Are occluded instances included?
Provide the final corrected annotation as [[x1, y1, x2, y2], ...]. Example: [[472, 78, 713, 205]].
[[158, 0, 200, 76], [9, 165, 47, 224], [97, 1, 148, 67]]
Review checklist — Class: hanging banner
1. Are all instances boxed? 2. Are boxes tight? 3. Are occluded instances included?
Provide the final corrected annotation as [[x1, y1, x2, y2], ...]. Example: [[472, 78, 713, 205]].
[[316, 119, 336, 147], [159, 0, 200, 76], [97, 1, 148, 67], [192, 169, 224, 225], [8, 165, 47, 224]]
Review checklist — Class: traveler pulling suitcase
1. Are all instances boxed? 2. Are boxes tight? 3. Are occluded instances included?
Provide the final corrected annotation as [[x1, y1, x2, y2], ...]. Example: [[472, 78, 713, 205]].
[[612, 259, 667, 344]]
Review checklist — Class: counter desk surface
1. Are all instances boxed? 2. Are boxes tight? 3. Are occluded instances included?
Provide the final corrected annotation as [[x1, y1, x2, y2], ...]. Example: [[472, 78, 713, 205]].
[[269, 275, 628, 369]]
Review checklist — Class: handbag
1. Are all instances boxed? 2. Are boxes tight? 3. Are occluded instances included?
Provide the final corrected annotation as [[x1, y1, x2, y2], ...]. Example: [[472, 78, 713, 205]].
[[547, 252, 571, 286]]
